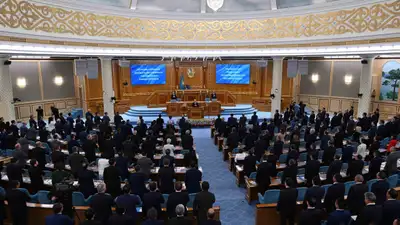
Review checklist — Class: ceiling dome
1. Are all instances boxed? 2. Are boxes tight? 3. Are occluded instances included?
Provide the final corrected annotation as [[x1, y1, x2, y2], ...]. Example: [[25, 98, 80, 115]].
[[77, 0, 341, 13]]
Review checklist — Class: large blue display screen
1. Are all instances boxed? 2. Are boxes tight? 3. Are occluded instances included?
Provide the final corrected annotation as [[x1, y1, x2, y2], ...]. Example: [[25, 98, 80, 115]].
[[216, 64, 250, 84], [130, 64, 166, 85]]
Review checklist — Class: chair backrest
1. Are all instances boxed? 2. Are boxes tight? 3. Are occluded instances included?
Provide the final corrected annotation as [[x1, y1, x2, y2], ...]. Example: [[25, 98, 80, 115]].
[[72, 192, 87, 206], [388, 174, 398, 188], [37, 191, 51, 204], [299, 153, 307, 162], [344, 181, 356, 195], [232, 148, 240, 154], [297, 168, 305, 175], [263, 190, 280, 204], [187, 193, 196, 208], [297, 187, 307, 201], [278, 154, 287, 163], [249, 172, 257, 179], [319, 166, 329, 173], [341, 163, 349, 171], [162, 194, 169, 208], [367, 179, 378, 192]]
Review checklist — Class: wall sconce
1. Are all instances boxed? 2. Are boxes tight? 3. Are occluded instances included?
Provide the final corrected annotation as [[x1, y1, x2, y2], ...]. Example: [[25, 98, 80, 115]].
[[344, 74, 353, 85], [54, 76, 64, 86], [311, 73, 319, 83], [16, 77, 27, 88]]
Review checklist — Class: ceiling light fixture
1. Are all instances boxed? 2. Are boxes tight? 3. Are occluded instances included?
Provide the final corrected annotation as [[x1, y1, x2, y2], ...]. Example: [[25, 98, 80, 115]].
[[311, 74, 319, 83], [16, 77, 27, 88], [207, 0, 224, 12], [344, 74, 352, 85], [54, 76, 64, 86]]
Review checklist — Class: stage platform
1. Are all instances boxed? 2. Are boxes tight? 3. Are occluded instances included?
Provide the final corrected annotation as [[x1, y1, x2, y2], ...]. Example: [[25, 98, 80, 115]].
[[122, 104, 271, 125]]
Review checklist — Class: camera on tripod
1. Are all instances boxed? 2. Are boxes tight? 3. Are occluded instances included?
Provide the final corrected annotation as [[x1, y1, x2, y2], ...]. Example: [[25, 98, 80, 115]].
[[54, 180, 75, 219]]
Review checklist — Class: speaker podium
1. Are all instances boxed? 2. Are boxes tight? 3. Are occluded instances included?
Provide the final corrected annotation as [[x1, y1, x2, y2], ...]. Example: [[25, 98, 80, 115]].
[[188, 107, 204, 119]]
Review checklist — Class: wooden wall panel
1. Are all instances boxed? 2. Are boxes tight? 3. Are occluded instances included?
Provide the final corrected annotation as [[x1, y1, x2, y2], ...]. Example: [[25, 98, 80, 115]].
[[177, 66, 204, 89]]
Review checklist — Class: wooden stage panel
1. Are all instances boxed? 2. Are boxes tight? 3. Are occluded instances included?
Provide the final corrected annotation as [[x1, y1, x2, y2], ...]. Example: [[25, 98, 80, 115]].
[[166, 101, 221, 118]]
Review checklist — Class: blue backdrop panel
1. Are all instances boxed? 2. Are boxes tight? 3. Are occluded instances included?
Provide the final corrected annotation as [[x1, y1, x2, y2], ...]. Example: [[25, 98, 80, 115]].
[[130, 64, 166, 85], [216, 64, 250, 84]]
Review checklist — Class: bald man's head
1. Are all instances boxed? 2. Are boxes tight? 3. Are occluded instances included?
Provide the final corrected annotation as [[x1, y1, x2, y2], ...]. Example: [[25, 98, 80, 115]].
[[207, 208, 215, 220]]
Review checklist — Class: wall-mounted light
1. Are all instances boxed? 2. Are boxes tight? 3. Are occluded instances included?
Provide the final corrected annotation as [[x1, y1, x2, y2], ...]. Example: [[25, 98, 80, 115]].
[[16, 77, 27, 88], [344, 74, 353, 85], [54, 76, 64, 86], [311, 73, 319, 83]]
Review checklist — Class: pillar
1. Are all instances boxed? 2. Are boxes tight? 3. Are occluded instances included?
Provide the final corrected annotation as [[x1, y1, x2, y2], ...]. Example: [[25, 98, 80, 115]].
[[357, 56, 375, 118], [100, 58, 115, 119], [0, 58, 15, 121], [271, 57, 284, 114]]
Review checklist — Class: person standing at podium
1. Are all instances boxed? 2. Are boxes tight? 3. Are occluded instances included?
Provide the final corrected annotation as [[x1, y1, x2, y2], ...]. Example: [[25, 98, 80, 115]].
[[192, 99, 200, 107], [171, 91, 177, 100], [211, 91, 217, 100]]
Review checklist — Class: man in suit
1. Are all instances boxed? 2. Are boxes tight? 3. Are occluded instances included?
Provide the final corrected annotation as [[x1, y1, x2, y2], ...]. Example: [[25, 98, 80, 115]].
[[32, 141, 47, 170], [303, 176, 325, 209], [68, 146, 88, 177], [326, 198, 351, 225], [128, 165, 147, 199], [277, 178, 298, 225], [166, 182, 189, 218], [103, 158, 121, 198], [256, 155, 272, 195], [82, 135, 97, 163], [142, 208, 164, 225], [89, 182, 114, 225], [381, 188, 400, 225], [322, 141, 336, 166], [169, 204, 192, 225], [193, 181, 216, 225], [181, 130, 194, 150], [250, 112, 258, 125], [282, 159, 298, 187], [298, 198, 324, 225], [67, 134, 80, 154], [376, 120, 386, 138], [115, 185, 141, 222], [326, 155, 342, 183], [371, 171, 390, 205], [368, 151, 384, 180], [342, 142, 354, 163], [80, 208, 102, 225], [192, 99, 200, 107], [45, 203, 73, 225], [324, 173, 345, 213], [202, 208, 221, 225], [6, 159, 23, 184], [159, 158, 175, 194], [78, 163, 97, 198], [305, 154, 320, 186], [347, 174, 368, 215], [347, 155, 364, 180], [356, 192, 382, 225], [28, 159, 44, 194], [185, 162, 202, 194], [160, 149, 175, 167], [6, 180, 30, 225], [142, 182, 165, 217], [227, 128, 239, 151], [51, 142, 66, 169], [243, 149, 258, 177], [227, 114, 238, 128], [107, 207, 132, 225]]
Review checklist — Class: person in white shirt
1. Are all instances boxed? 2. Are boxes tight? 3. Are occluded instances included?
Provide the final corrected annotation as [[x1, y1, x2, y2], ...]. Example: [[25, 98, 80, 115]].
[[356, 138, 367, 159], [163, 138, 175, 156], [97, 158, 109, 179]]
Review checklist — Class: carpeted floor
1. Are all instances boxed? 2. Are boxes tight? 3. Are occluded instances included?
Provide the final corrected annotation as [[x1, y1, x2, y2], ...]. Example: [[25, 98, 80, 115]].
[[192, 128, 255, 225]]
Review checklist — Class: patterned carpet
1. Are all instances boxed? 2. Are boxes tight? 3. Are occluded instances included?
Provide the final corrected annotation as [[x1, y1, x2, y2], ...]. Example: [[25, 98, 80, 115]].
[[192, 128, 255, 225]]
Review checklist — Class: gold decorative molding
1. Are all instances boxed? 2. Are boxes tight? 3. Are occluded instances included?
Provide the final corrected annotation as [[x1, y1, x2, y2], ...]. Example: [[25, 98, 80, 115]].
[[0, 0, 399, 42]]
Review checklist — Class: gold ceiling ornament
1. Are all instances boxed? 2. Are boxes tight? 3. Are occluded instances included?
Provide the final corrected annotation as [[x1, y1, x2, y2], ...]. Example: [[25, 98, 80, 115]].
[[0, 0, 399, 41]]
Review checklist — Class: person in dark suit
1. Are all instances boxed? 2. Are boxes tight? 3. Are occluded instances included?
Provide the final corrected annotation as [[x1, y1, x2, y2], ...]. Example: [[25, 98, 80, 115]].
[[243, 149, 257, 177], [115, 184, 141, 222], [193, 181, 216, 225], [142, 182, 165, 217], [103, 158, 121, 198], [298, 198, 324, 225], [227, 128, 239, 151], [6, 180, 30, 225], [6, 159, 23, 184], [347, 174, 368, 215], [166, 182, 189, 218], [227, 114, 238, 128], [82, 135, 97, 163], [324, 173, 345, 213], [107, 207, 133, 225], [160, 149, 174, 167], [68, 146, 88, 177], [115, 152, 130, 181], [322, 141, 336, 166], [159, 158, 175, 194], [51, 143, 66, 169], [326, 198, 351, 225], [303, 176, 325, 209], [305, 154, 320, 186], [277, 178, 298, 225], [32, 141, 47, 170], [28, 159, 44, 194], [129, 165, 147, 199], [256, 155, 272, 195], [169, 204, 192, 225], [185, 162, 202, 194], [67, 134, 80, 154], [181, 130, 194, 150], [89, 182, 114, 225], [100, 135, 115, 159], [326, 155, 342, 183], [356, 192, 382, 225], [201, 208, 221, 225], [381, 188, 400, 225], [273, 138, 284, 157], [36, 106, 44, 120], [368, 151, 384, 180], [142, 208, 164, 225], [192, 99, 200, 107], [45, 203, 73, 225], [78, 163, 97, 198], [80, 208, 102, 225], [282, 159, 298, 187], [371, 171, 390, 205], [341, 142, 354, 163], [250, 112, 258, 125], [347, 155, 364, 180]]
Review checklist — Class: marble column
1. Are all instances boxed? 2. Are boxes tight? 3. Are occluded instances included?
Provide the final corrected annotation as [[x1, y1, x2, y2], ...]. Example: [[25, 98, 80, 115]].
[[100, 58, 115, 119], [0, 58, 15, 121], [357, 56, 375, 118], [271, 57, 284, 114]]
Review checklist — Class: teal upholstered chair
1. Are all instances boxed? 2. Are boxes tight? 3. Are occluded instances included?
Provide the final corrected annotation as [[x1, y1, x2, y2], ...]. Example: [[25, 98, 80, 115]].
[[258, 189, 280, 204]]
